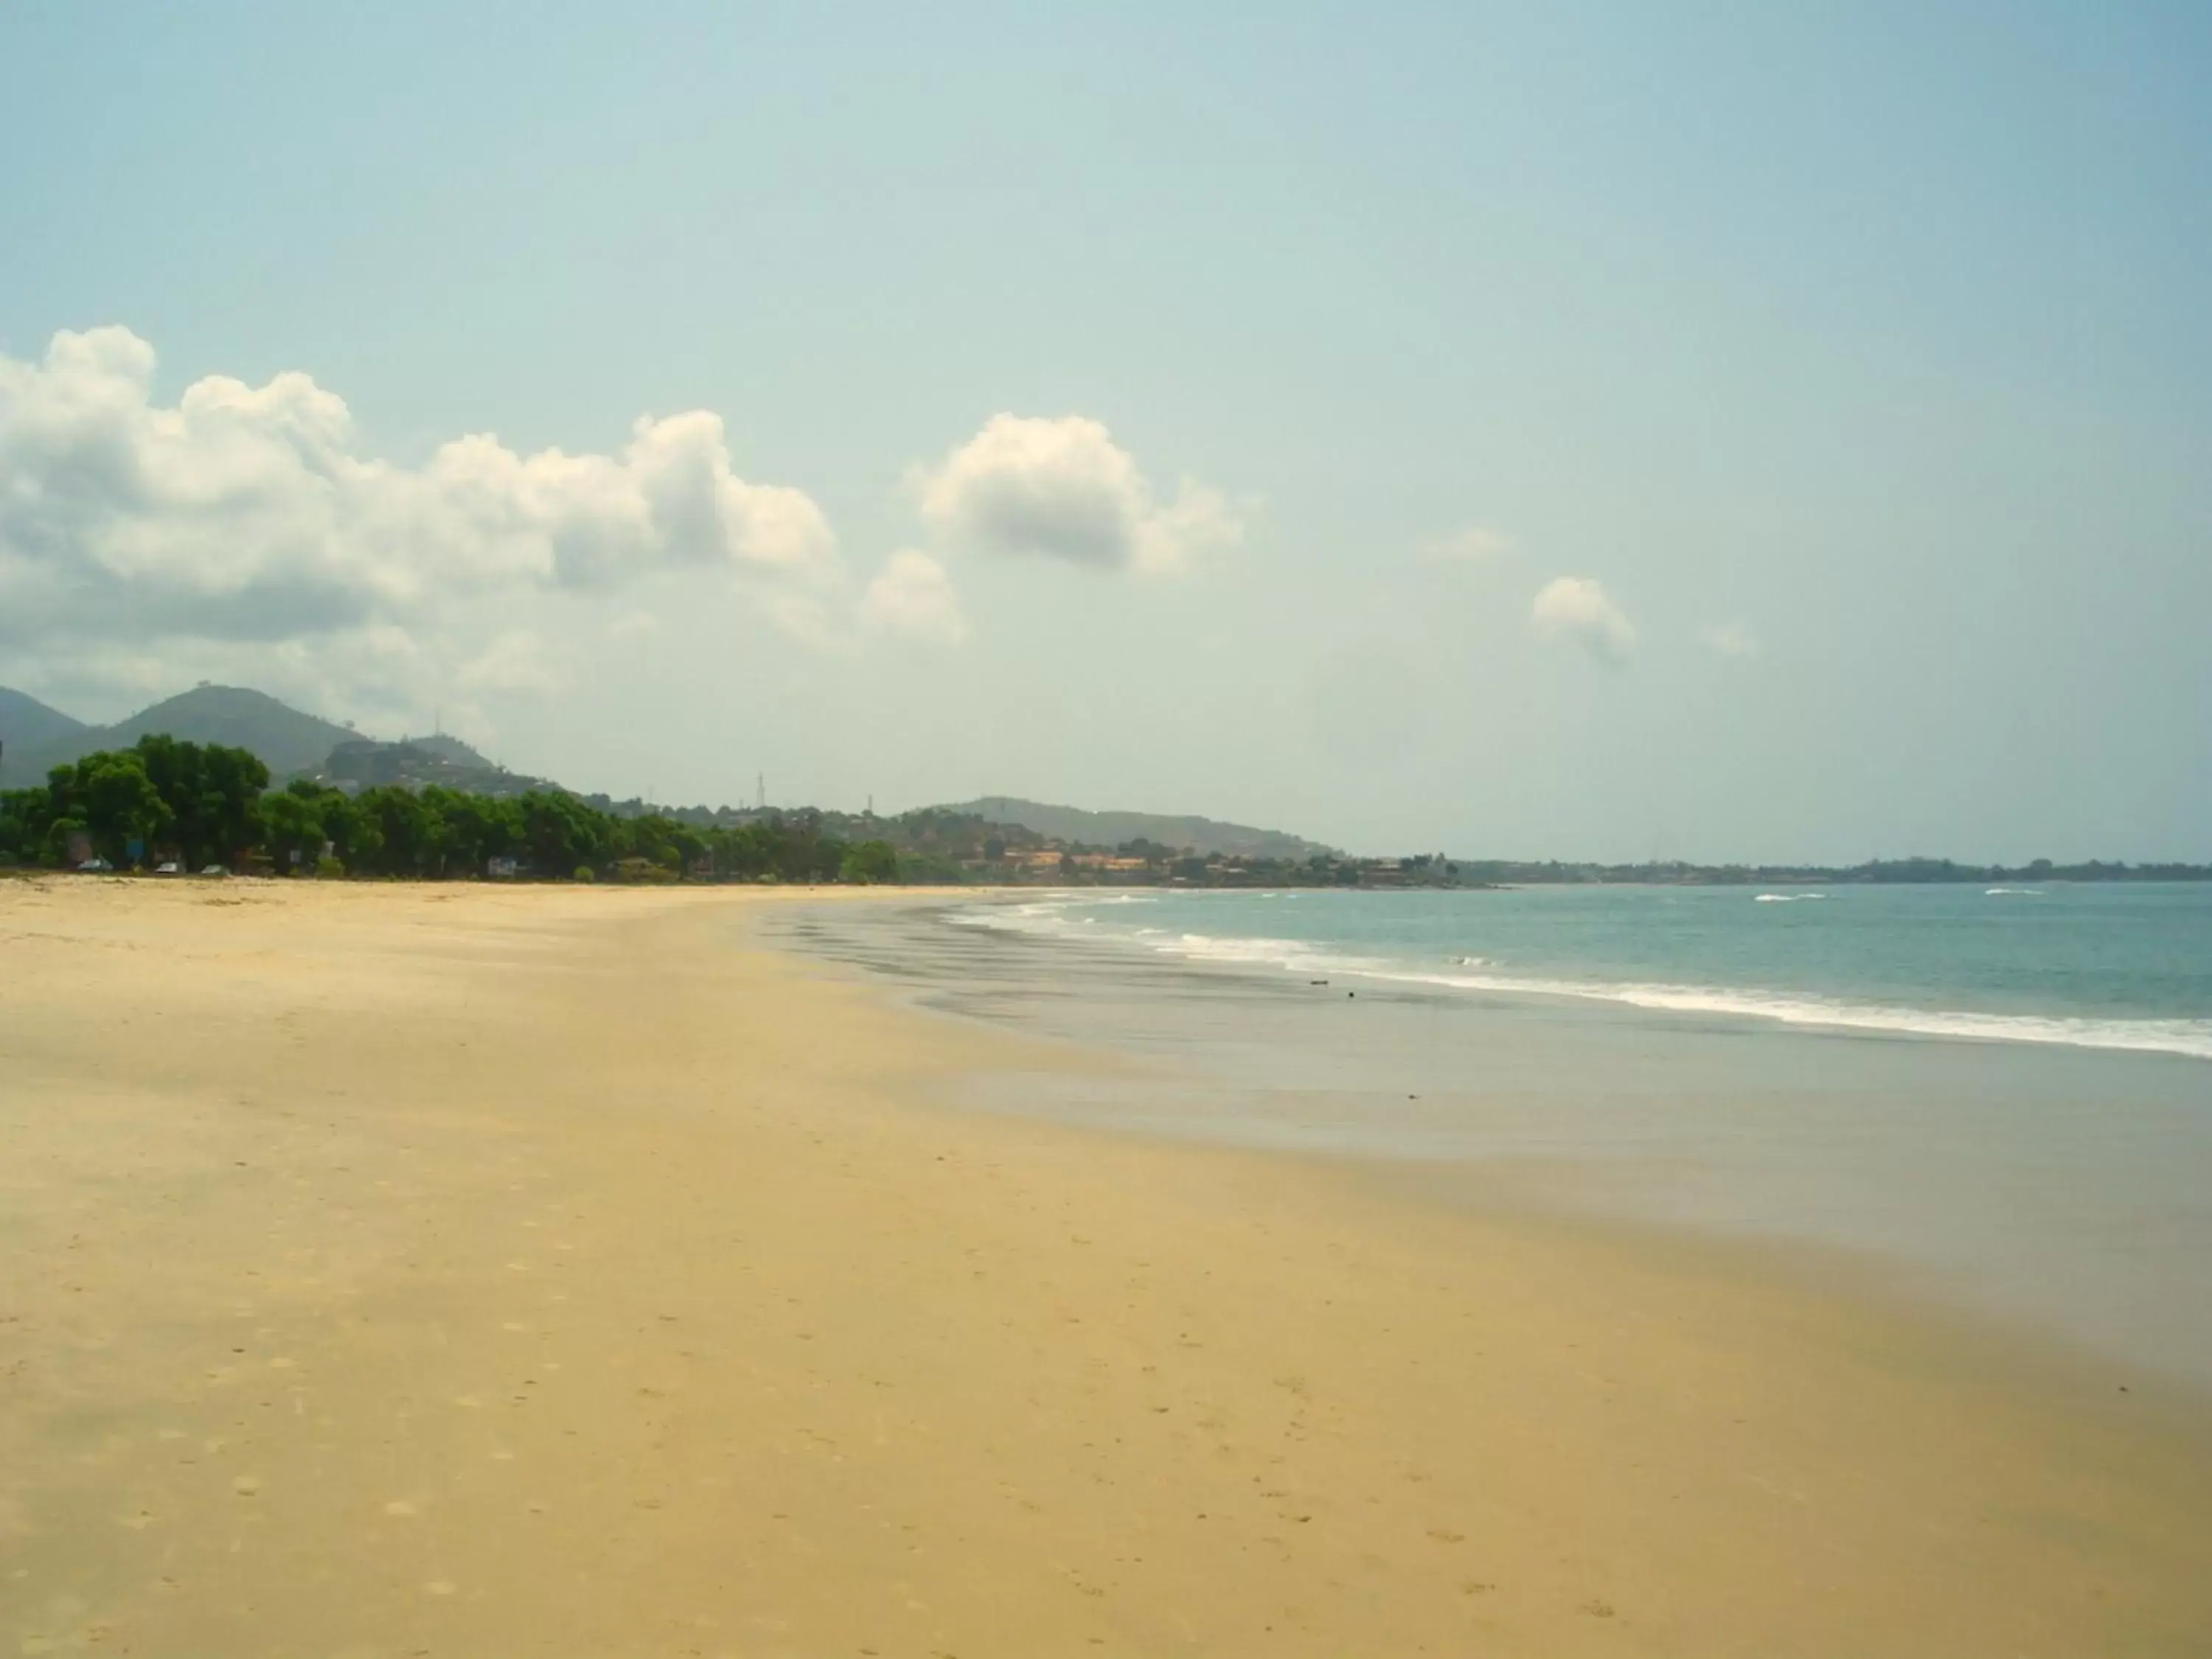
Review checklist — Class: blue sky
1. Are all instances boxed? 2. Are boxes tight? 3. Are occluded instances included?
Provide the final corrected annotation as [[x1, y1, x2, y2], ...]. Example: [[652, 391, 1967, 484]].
[[2, 2, 2207, 859]]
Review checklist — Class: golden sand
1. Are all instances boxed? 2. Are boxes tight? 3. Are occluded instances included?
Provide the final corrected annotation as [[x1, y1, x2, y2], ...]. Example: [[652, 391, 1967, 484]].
[[3, 879, 2208, 1655]]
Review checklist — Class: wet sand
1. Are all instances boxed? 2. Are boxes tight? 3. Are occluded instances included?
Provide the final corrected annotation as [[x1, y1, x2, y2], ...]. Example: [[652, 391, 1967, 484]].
[[775, 895, 2212, 1391], [4, 878, 2209, 1656]]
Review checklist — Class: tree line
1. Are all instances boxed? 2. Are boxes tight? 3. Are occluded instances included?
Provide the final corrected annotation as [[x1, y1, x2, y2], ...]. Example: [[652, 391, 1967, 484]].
[[0, 736, 901, 884]]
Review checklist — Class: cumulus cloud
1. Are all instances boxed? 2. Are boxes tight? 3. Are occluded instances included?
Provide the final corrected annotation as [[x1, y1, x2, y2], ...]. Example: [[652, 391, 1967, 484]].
[[1417, 525, 1513, 563], [912, 413, 1241, 576], [1702, 619, 1762, 658], [0, 325, 839, 665], [860, 549, 967, 644], [1531, 576, 1637, 664]]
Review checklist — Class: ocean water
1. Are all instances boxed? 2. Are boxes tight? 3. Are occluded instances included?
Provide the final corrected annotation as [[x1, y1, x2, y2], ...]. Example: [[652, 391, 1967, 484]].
[[961, 883, 2212, 1061], [773, 886, 2212, 1388]]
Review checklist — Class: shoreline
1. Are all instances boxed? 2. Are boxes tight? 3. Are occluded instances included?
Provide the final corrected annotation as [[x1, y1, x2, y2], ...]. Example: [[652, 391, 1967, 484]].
[[787, 890, 2212, 1407], [779, 890, 2212, 1394], [922, 883, 2212, 1063], [5, 880, 2210, 1654]]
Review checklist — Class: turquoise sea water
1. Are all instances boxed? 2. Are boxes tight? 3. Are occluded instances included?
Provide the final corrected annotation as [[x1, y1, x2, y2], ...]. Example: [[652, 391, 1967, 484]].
[[778, 889, 2212, 1382], [964, 883, 2212, 1061]]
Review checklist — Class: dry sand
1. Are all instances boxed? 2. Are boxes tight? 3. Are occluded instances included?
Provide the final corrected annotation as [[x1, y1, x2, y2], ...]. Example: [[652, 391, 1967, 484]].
[[3, 877, 2208, 1657]]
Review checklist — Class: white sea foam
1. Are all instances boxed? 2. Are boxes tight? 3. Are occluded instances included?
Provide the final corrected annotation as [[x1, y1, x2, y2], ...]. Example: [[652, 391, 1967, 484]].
[[953, 897, 2212, 1062], [1985, 888, 2042, 897], [1373, 968, 2212, 1061], [1754, 892, 1829, 902]]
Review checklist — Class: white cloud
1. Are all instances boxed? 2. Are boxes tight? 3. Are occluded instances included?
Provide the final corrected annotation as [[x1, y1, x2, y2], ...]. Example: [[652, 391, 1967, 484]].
[[0, 325, 839, 665], [1703, 619, 1762, 658], [860, 549, 967, 644], [605, 608, 658, 641], [912, 413, 1241, 576], [1417, 526, 1513, 563], [1531, 576, 1637, 664], [456, 629, 564, 694]]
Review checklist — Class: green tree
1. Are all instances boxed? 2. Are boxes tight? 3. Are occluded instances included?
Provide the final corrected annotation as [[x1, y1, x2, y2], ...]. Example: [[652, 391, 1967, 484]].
[[615, 813, 684, 874], [355, 785, 444, 877], [667, 821, 709, 877], [517, 791, 610, 878], [840, 840, 900, 884], [0, 787, 56, 865], [44, 814, 91, 866], [66, 752, 172, 864], [259, 789, 325, 873], [131, 734, 268, 866], [422, 787, 518, 875], [315, 790, 384, 872], [714, 821, 778, 879]]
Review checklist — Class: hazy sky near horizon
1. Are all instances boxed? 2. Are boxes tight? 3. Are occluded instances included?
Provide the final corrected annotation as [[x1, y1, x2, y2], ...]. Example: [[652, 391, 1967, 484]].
[[3, 2, 2208, 861]]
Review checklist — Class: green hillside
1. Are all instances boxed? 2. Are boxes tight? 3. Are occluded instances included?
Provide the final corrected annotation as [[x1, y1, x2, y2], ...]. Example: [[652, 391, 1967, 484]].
[[0, 689, 88, 771], [0, 684, 358, 786], [403, 732, 495, 768], [102, 686, 360, 776], [942, 796, 1335, 860]]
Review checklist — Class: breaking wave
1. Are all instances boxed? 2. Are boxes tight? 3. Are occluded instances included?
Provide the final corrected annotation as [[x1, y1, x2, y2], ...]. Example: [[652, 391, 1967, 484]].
[[952, 896, 2212, 1062]]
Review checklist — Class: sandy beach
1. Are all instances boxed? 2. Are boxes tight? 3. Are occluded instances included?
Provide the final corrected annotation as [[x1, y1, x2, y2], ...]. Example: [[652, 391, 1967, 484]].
[[4, 879, 2209, 1658]]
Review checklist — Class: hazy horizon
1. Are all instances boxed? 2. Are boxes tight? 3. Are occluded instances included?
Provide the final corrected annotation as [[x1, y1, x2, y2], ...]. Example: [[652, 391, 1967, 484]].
[[4, 4, 2208, 863]]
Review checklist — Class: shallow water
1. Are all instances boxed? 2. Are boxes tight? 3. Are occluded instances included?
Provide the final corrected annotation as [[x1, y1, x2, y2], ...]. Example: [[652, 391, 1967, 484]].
[[977, 883, 2212, 1060], [768, 894, 2212, 1391]]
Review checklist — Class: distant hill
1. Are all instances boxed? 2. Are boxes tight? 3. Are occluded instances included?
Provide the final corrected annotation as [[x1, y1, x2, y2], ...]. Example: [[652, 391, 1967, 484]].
[[323, 736, 548, 798], [100, 686, 360, 776], [401, 732, 494, 768], [0, 689, 88, 771], [0, 684, 360, 785], [943, 796, 1335, 860]]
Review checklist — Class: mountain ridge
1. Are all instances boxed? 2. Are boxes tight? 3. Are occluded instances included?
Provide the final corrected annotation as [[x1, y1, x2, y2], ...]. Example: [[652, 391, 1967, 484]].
[[0, 684, 361, 785], [0, 689, 88, 769], [1, 686, 1338, 858], [939, 796, 1335, 860]]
